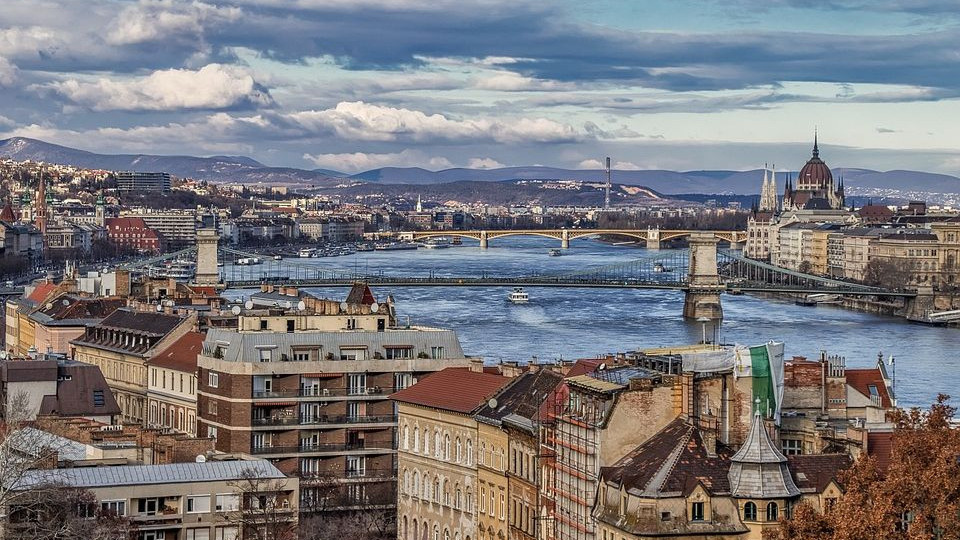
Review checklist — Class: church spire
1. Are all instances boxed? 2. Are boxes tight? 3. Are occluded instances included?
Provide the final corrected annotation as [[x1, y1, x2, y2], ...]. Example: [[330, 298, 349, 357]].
[[812, 129, 819, 158]]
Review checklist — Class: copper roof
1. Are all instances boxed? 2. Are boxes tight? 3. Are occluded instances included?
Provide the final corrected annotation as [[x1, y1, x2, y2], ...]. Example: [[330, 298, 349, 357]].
[[146, 331, 204, 373], [390, 367, 509, 414]]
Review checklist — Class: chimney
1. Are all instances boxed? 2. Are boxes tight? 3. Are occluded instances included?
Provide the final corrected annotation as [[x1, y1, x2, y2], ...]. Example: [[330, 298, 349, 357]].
[[701, 425, 718, 458], [469, 358, 485, 373]]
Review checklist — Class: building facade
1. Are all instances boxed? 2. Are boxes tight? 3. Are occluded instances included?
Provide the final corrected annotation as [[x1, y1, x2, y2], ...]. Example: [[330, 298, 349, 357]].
[[146, 331, 203, 436]]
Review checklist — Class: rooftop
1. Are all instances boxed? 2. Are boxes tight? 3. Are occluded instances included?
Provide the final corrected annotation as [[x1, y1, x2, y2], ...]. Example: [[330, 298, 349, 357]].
[[13, 460, 286, 490], [391, 367, 509, 414], [147, 331, 205, 373]]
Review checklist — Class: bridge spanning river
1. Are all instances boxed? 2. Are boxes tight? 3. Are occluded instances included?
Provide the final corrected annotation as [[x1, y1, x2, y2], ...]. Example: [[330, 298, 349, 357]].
[[396, 227, 747, 249], [126, 230, 918, 321]]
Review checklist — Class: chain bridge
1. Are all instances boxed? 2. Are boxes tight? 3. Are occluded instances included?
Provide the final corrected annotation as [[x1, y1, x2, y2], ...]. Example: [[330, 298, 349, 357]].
[[122, 232, 916, 321]]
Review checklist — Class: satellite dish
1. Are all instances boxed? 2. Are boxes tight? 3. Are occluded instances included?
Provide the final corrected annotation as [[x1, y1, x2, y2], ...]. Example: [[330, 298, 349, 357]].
[[297, 300, 306, 311], [45, 302, 53, 310], [62, 299, 69, 306], [487, 398, 498, 409], [370, 303, 379, 313], [156, 304, 163, 312], [598, 363, 607, 371], [244, 300, 254, 310], [231, 305, 242, 316], [340, 301, 349, 312], [195, 454, 207, 463]]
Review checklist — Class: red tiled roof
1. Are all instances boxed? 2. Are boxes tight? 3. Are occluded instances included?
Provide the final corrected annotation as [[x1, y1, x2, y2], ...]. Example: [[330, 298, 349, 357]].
[[846, 368, 892, 408], [390, 367, 509, 414], [867, 431, 894, 472], [0, 202, 16, 223], [146, 331, 204, 373], [27, 282, 58, 303], [565, 359, 602, 378], [787, 454, 852, 492]]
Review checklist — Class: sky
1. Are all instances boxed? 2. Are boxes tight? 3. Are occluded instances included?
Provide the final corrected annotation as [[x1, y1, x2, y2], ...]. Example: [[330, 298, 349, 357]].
[[3, 0, 960, 175]]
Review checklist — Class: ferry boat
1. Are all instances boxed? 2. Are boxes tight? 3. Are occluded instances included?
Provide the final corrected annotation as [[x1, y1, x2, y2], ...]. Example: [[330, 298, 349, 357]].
[[653, 263, 674, 273], [421, 238, 451, 249], [508, 287, 529, 304], [548, 249, 562, 257], [298, 248, 316, 258], [376, 242, 419, 251], [147, 259, 196, 281], [234, 257, 261, 265], [273, 255, 283, 261]]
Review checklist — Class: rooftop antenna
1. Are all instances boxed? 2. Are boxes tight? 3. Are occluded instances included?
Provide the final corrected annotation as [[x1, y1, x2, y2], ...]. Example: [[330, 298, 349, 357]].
[[604, 157, 611, 210]]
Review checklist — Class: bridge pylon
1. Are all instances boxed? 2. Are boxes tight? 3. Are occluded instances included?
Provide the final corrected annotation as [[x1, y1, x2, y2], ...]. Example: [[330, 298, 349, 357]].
[[194, 228, 222, 287], [647, 227, 661, 250], [561, 230, 570, 249], [683, 232, 723, 321], [479, 231, 488, 249]]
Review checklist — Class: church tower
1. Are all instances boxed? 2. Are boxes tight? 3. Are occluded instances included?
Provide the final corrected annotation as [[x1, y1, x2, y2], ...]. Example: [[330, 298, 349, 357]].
[[759, 164, 778, 212], [34, 168, 48, 234], [95, 193, 106, 227]]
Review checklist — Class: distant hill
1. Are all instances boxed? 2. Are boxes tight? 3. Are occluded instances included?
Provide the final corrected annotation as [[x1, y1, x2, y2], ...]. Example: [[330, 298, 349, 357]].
[[3, 137, 959, 198], [0, 137, 341, 186]]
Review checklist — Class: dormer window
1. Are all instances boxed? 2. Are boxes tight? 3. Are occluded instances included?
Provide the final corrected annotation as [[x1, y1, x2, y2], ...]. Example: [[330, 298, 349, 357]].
[[691, 502, 704, 521]]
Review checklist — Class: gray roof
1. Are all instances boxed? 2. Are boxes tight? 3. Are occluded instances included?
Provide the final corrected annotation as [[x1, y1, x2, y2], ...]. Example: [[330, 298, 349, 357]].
[[14, 460, 286, 490], [203, 327, 466, 362], [727, 411, 800, 499]]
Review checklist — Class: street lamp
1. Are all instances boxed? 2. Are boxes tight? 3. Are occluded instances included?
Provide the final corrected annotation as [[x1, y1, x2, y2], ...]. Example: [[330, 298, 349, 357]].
[[697, 316, 711, 345]]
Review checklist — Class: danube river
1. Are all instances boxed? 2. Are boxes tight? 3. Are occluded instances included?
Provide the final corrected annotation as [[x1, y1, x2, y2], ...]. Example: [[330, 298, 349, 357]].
[[229, 237, 958, 409]]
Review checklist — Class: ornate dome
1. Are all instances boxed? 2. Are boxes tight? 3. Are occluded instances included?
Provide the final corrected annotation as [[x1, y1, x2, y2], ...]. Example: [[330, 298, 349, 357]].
[[796, 136, 833, 189]]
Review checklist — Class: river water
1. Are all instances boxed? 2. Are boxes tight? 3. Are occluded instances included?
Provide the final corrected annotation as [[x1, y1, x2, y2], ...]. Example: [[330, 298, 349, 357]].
[[228, 237, 959, 409]]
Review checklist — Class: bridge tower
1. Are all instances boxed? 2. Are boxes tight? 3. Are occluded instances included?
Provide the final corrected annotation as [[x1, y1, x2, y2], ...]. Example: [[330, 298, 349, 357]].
[[561, 229, 570, 249], [646, 227, 661, 250], [194, 228, 221, 286], [479, 230, 488, 249], [683, 232, 723, 320]]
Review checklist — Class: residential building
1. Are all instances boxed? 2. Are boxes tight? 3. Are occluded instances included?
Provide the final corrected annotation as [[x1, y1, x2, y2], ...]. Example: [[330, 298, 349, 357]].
[[70, 308, 196, 424], [744, 212, 774, 260], [29, 295, 125, 355], [393, 367, 511, 540], [0, 357, 120, 423], [106, 217, 163, 253], [196, 286, 472, 517], [114, 171, 172, 192], [868, 230, 941, 286], [7, 460, 298, 540], [146, 331, 203, 436], [127, 211, 199, 251]]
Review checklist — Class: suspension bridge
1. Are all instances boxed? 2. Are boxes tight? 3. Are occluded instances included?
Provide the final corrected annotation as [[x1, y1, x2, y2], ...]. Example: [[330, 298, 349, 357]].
[[122, 231, 917, 321]]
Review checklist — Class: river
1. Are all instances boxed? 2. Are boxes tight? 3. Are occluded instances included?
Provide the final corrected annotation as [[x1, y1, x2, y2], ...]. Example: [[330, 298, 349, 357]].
[[227, 237, 958, 409]]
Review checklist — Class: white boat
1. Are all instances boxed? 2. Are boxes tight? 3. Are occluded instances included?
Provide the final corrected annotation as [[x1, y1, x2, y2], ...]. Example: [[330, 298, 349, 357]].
[[653, 263, 673, 273], [376, 242, 419, 251], [298, 248, 316, 258], [235, 257, 261, 265], [508, 287, 529, 304], [273, 255, 283, 261], [421, 238, 451, 249], [548, 249, 562, 257]]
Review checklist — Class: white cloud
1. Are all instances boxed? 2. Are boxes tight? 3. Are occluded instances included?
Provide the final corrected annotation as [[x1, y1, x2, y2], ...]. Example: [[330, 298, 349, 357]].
[[474, 72, 576, 92], [46, 64, 272, 111], [576, 159, 642, 170], [0, 27, 58, 58], [107, 0, 243, 45], [0, 115, 15, 128], [303, 149, 453, 172], [288, 101, 579, 143], [467, 157, 505, 169], [0, 57, 17, 87]]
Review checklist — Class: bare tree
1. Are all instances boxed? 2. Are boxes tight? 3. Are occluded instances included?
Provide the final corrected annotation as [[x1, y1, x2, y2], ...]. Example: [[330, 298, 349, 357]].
[[5, 482, 136, 540], [227, 466, 299, 540]]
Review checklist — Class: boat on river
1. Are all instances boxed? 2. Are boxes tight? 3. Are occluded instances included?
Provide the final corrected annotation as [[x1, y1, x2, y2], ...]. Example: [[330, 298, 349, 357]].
[[508, 287, 529, 304]]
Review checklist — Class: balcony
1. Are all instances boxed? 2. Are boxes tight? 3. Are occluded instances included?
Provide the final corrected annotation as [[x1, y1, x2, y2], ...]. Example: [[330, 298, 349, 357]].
[[251, 441, 396, 455], [252, 414, 397, 427], [299, 468, 397, 484], [252, 387, 397, 399]]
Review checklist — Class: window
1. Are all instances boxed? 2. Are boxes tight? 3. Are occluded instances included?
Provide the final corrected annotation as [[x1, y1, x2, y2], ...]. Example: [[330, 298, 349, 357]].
[[138, 498, 159, 516], [743, 502, 757, 521], [480, 486, 486, 512], [347, 318, 357, 330], [258, 349, 272, 362], [347, 456, 365, 477], [259, 319, 268, 330], [93, 390, 105, 407], [347, 373, 367, 395], [208, 371, 219, 388], [466, 439, 473, 466], [691, 502, 704, 521], [209, 400, 218, 415], [216, 493, 240, 511], [781, 439, 803, 456], [499, 492, 505, 519], [431, 346, 444, 359], [252, 433, 269, 449], [394, 372, 414, 390], [208, 426, 217, 440], [444, 434, 451, 461], [101, 500, 126, 517], [215, 526, 239, 540], [385, 347, 412, 359], [293, 351, 311, 362], [186, 528, 210, 540], [286, 320, 295, 332], [187, 495, 211, 513], [766, 502, 779, 521]]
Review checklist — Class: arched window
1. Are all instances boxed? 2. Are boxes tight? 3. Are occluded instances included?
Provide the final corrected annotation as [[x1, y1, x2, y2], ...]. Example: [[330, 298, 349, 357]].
[[766, 501, 779, 521], [414, 471, 421, 497], [403, 425, 410, 450], [743, 501, 757, 521], [442, 478, 449, 505], [456, 437, 463, 463], [466, 439, 474, 466], [480, 442, 486, 465], [444, 529, 450, 540], [413, 520, 418, 540], [433, 525, 440, 540], [414, 427, 420, 452], [403, 516, 408, 540], [404, 469, 411, 494], [445, 434, 451, 461], [435, 430, 442, 458], [434, 477, 441, 502], [423, 429, 430, 455], [455, 485, 463, 510], [422, 474, 431, 500]]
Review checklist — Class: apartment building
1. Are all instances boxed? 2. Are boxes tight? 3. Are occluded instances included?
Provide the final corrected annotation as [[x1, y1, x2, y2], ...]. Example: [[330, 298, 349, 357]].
[[7, 460, 298, 540], [0, 357, 120, 423], [868, 230, 941, 286], [196, 288, 472, 516], [71, 308, 196, 423], [114, 171, 172, 192], [29, 295, 125, 355], [131, 211, 199, 250], [393, 367, 510, 540], [146, 331, 203, 436]]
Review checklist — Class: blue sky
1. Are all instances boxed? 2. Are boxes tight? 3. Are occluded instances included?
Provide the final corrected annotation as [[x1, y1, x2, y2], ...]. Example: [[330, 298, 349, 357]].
[[2, 0, 960, 174]]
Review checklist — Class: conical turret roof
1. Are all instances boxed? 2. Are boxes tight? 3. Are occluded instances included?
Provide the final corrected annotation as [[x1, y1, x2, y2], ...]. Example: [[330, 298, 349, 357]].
[[727, 403, 800, 499]]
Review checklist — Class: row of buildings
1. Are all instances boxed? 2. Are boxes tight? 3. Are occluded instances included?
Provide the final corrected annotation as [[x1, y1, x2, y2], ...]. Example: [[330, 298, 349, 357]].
[[744, 142, 960, 290], [392, 341, 897, 540]]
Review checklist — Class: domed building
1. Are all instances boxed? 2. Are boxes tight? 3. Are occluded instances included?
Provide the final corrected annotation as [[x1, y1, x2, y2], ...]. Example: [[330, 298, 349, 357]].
[[782, 135, 845, 211]]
